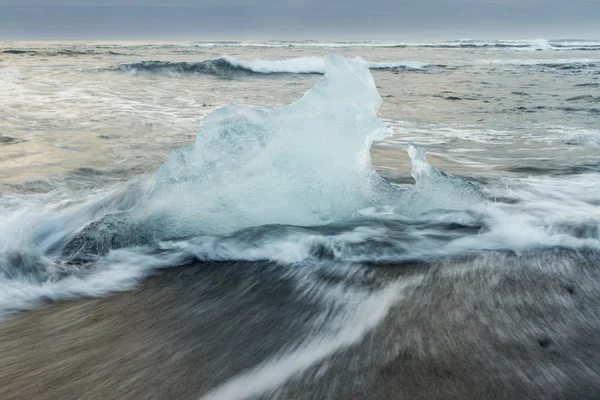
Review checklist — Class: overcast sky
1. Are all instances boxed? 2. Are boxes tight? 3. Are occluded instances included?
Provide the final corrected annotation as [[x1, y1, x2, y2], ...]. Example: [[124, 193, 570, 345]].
[[0, 0, 598, 41]]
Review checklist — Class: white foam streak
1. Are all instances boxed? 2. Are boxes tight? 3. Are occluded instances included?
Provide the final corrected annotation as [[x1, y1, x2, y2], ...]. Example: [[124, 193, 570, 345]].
[[0, 249, 183, 319], [450, 174, 600, 253], [224, 56, 326, 74], [238, 56, 438, 73], [200, 280, 412, 400]]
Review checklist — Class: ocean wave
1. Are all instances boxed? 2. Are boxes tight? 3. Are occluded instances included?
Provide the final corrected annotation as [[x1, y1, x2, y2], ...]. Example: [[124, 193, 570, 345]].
[[118, 57, 326, 77], [475, 58, 600, 72], [118, 56, 442, 77], [117, 56, 599, 79], [2, 49, 39, 55], [2, 48, 127, 57], [187, 39, 600, 51]]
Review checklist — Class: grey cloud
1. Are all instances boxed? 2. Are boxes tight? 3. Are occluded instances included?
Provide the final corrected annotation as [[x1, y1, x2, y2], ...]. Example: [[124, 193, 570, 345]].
[[0, 0, 598, 40]]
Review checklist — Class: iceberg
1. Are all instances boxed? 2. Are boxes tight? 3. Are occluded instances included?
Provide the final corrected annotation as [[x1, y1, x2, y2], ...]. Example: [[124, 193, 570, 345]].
[[65, 56, 394, 255], [64, 55, 482, 257], [146, 55, 392, 238]]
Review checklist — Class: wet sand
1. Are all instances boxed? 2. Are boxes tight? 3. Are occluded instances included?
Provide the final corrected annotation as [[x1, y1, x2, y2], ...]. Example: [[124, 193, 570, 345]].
[[2, 251, 600, 400], [0, 262, 320, 400]]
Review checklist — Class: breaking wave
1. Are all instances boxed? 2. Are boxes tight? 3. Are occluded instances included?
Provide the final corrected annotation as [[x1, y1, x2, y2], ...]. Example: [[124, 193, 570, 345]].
[[117, 56, 600, 79], [118, 56, 443, 77]]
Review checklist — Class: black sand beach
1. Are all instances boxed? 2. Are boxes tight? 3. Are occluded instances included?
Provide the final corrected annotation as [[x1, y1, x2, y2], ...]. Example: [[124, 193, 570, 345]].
[[2, 250, 600, 400]]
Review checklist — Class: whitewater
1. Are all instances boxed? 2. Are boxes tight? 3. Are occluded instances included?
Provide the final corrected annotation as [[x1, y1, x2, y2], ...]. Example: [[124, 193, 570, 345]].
[[1, 41, 600, 400]]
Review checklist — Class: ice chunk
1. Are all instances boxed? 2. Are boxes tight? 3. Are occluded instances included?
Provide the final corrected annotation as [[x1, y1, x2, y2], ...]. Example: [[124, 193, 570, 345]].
[[64, 57, 483, 257], [141, 55, 392, 237], [399, 142, 483, 214]]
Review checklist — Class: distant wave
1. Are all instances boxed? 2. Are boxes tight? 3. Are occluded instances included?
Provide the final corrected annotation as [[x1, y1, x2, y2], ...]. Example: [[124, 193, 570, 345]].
[[118, 57, 443, 77], [117, 56, 600, 79], [187, 39, 600, 51], [2, 49, 39, 55], [2, 49, 127, 57], [476, 58, 600, 72]]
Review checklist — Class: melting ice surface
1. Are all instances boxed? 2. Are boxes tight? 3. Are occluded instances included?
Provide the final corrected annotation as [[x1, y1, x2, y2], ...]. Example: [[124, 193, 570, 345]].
[[401, 142, 483, 215], [146, 55, 392, 235]]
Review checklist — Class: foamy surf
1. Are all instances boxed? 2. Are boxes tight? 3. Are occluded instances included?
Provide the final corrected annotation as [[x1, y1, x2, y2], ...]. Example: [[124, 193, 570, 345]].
[[1, 54, 600, 323]]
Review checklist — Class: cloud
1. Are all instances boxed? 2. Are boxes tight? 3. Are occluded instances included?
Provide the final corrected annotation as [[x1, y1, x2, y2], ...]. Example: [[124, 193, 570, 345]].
[[0, 0, 598, 40]]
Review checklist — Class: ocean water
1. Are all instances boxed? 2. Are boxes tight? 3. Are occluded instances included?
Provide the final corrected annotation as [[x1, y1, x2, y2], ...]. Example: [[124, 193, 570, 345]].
[[1, 39, 600, 399]]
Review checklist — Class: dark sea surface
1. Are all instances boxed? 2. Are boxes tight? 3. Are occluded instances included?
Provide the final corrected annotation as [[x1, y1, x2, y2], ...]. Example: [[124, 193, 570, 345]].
[[1, 39, 600, 399]]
